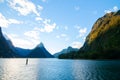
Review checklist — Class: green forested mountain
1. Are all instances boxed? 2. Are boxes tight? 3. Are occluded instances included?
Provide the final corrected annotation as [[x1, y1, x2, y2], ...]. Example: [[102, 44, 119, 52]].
[[59, 10, 120, 59]]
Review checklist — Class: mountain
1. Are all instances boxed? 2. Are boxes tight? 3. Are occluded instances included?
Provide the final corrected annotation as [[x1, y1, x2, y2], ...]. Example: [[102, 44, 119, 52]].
[[54, 46, 78, 58], [28, 42, 54, 58], [0, 27, 53, 58], [15, 47, 31, 57], [59, 10, 120, 59], [0, 27, 20, 58]]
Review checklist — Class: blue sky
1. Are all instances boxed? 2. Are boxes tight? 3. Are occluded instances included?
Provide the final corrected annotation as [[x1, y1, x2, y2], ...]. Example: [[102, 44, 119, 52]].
[[0, 0, 120, 54]]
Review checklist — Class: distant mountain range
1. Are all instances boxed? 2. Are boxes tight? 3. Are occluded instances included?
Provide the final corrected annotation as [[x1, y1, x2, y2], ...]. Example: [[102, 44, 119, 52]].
[[54, 46, 78, 58], [0, 27, 54, 58], [59, 10, 120, 59]]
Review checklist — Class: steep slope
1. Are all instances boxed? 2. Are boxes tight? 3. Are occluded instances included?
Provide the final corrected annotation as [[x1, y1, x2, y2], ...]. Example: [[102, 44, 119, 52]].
[[15, 47, 31, 57], [54, 46, 78, 58], [28, 42, 54, 58], [0, 27, 19, 58], [79, 10, 120, 59], [59, 10, 120, 59]]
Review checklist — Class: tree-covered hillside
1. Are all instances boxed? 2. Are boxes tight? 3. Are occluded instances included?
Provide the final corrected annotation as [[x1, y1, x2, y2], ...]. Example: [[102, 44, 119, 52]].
[[59, 10, 120, 59]]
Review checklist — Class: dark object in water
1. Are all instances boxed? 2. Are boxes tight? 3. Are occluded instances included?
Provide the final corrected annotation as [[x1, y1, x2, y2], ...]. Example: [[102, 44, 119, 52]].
[[26, 58, 28, 65]]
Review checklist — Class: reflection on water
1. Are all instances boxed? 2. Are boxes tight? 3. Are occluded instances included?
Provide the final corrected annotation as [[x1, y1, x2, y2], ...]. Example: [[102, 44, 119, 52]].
[[0, 59, 120, 80]]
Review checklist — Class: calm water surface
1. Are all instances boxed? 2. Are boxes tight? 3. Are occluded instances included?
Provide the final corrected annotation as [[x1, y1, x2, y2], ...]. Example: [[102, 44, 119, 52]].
[[0, 59, 120, 80]]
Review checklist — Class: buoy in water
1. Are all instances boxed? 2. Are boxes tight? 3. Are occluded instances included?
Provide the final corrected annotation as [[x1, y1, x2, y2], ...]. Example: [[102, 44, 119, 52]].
[[26, 58, 28, 65]]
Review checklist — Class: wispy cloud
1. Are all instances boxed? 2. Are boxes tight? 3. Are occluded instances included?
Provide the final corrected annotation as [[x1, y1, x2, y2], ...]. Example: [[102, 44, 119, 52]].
[[61, 34, 67, 37], [6, 33, 34, 49], [0, 13, 23, 28], [8, 0, 41, 16], [71, 41, 82, 49], [113, 6, 119, 11], [74, 6, 80, 11], [42, 19, 56, 32], [35, 19, 56, 33], [104, 6, 119, 13], [78, 27, 87, 38], [56, 33, 69, 41], [56, 34, 67, 38], [35, 17, 43, 21], [24, 30, 40, 40], [8, 19, 23, 24], [79, 27, 87, 34], [37, 5, 43, 11]]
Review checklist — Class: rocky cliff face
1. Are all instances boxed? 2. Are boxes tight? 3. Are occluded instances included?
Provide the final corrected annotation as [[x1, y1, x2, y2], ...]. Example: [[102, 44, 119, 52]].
[[59, 10, 120, 59], [82, 10, 120, 51], [79, 10, 120, 59]]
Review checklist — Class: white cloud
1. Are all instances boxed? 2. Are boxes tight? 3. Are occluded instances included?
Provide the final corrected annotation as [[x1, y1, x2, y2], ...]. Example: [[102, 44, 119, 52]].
[[8, 0, 40, 16], [71, 41, 83, 49], [43, 19, 56, 32], [113, 6, 118, 11], [35, 17, 43, 21], [79, 27, 87, 34], [56, 34, 69, 41], [24, 30, 40, 40], [79, 27, 87, 37], [56, 34, 67, 38], [24, 29, 41, 45], [8, 19, 23, 24], [61, 34, 67, 37], [104, 6, 119, 13], [6, 33, 34, 49], [104, 9, 112, 13], [37, 5, 43, 11], [36, 19, 56, 33], [76, 27, 87, 38], [0, 13, 22, 28], [0, 13, 9, 28], [6, 32, 41, 49]]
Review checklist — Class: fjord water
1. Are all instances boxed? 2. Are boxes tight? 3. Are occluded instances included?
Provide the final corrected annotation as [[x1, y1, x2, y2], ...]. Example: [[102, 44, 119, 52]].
[[0, 59, 120, 80]]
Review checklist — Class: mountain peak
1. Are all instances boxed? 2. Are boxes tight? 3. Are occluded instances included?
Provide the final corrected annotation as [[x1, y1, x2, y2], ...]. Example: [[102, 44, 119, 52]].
[[67, 46, 73, 49], [29, 42, 54, 58], [37, 42, 44, 47]]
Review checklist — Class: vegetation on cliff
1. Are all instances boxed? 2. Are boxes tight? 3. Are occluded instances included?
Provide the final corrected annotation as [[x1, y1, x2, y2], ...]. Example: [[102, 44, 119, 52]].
[[59, 10, 120, 59]]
